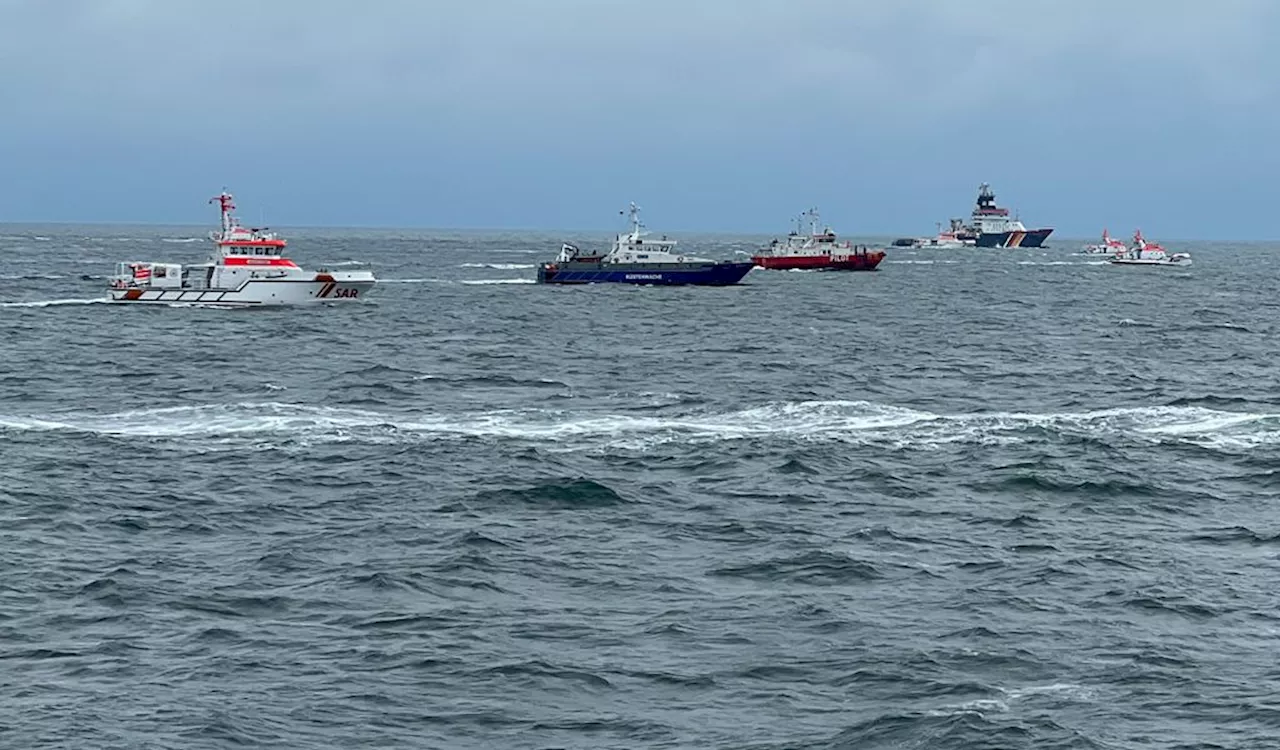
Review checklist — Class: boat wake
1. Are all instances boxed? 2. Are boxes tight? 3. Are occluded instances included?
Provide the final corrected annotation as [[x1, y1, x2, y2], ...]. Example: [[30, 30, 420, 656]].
[[0, 297, 110, 308], [2, 400, 1275, 452], [1016, 260, 1110, 266], [460, 263, 536, 270], [379, 278, 534, 285]]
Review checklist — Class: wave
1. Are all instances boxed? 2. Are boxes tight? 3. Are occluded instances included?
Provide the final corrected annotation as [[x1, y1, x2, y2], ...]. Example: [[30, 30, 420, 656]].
[[1, 400, 1275, 452], [0, 297, 109, 308], [160, 237, 202, 243], [471, 479, 626, 508], [0, 273, 67, 280], [381, 277, 534, 285], [459, 263, 536, 270], [1015, 260, 1100, 266]]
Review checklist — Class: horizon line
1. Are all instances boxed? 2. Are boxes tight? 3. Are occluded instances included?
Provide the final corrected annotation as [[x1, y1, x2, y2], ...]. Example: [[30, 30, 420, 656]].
[[0, 219, 1276, 244]]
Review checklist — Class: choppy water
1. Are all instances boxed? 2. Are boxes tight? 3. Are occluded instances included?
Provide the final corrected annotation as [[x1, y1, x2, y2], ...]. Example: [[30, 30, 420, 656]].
[[2, 224, 1279, 749]]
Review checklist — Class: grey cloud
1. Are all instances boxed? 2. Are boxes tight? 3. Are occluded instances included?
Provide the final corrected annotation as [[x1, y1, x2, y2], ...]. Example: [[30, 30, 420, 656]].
[[1, 0, 1277, 135]]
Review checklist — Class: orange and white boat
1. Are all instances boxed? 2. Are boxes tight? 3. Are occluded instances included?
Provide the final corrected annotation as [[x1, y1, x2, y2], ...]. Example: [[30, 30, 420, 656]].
[[1108, 230, 1192, 267], [1083, 228, 1128, 255], [108, 190, 376, 307]]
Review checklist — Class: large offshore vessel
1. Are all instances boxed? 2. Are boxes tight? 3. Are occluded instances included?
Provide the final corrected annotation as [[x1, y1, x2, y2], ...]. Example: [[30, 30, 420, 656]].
[[967, 183, 1054, 248]]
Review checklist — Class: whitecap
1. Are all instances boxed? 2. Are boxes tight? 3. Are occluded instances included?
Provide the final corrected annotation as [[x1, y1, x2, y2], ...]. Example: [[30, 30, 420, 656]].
[[3, 401, 1274, 453], [0, 297, 110, 308]]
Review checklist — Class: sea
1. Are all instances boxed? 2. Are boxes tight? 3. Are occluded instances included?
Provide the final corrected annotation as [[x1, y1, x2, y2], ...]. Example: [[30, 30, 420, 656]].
[[1, 225, 1278, 749]]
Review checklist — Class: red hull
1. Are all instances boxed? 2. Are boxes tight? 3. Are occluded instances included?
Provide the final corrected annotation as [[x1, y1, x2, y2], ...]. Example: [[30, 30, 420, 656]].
[[751, 251, 885, 271]]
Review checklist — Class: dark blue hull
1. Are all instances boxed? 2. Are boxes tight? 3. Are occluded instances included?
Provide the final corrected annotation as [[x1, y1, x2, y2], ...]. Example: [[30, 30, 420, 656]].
[[975, 227, 1054, 248], [537, 261, 755, 286]]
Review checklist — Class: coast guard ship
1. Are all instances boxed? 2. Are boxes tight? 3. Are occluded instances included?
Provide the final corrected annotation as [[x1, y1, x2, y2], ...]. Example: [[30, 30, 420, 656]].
[[967, 183, 1054, 248], [537, 203, 754, 285]]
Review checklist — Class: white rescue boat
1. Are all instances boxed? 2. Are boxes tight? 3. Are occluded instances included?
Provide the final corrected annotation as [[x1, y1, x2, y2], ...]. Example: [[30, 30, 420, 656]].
[[1108, 230, 1192, 267], [108, 190, 376, 307], [1083, 228, 1128, 255]]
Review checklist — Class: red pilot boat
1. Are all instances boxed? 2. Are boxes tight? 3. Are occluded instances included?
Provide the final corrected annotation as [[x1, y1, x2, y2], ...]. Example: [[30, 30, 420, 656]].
[[751, 209, 885, 271]]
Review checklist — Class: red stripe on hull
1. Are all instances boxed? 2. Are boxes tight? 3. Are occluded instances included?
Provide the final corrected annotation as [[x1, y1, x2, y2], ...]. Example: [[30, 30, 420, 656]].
[[751, 252, 885, 271], [221, 257, 299, 267]]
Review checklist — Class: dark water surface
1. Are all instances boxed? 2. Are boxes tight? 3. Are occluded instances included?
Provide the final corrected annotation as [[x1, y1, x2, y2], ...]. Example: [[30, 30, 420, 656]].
[[2, 225, 1279, 749]]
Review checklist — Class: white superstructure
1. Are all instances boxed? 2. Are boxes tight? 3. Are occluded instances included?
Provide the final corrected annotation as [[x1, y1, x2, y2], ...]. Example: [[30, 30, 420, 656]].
[[556, 202, 710, 265]]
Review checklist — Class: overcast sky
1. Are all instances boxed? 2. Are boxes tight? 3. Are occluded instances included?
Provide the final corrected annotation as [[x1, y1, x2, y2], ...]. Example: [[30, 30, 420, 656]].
[[1, 0, 1277, 237]]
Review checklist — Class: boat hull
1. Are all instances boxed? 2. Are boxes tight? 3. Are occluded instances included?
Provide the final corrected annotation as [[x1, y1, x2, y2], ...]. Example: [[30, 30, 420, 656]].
[[751, 251, 885, 271], [1108, 259, 1192, 267], [976, 227, 1054, 248], [107, 275, 376, 307], [913, 239, 972, 249], [537, 261, 754, 286]]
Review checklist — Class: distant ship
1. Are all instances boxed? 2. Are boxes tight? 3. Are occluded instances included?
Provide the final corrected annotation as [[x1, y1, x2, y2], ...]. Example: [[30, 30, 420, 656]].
[[900, 219, 975, 249], [1108, 229, 1192, 267], [536, 203, 754, 285], [968, 183, 1054, 248], [1083, 228, 1128, 255], [751, 208, 885, 271]]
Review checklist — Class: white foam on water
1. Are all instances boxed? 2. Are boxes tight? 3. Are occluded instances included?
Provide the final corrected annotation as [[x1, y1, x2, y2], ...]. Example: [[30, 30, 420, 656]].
[[0, 402, 388, 438], [1000, 683, 1096, 702], [0, 297, 110, 308], [460, 263, 536, 270], [459, 278, 536, 285], [3, 400, 1275, 452]]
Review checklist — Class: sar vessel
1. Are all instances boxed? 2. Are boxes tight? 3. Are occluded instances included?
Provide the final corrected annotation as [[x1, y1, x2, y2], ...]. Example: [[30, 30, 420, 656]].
[[1108, 230, 1192, 267], [968, 183, 1054, 248], [907, 219, 975, 249], [1083, 228, 1128, 255], [537, 203, 754, 285], [751, 208, 885, 270], [108, 190, 375, 307]]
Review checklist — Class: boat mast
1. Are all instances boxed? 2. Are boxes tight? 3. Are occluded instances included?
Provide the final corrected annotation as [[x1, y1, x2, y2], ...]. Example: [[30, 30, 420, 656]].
[[210, 189, 235, 235], [803, 207, 820, 236], [627, 202, 644, 238]]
